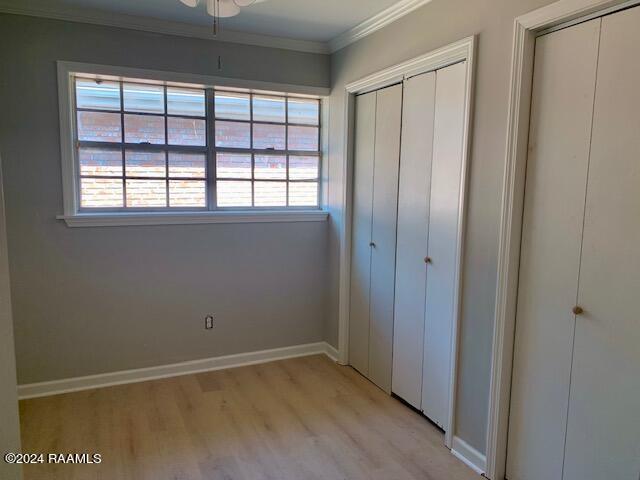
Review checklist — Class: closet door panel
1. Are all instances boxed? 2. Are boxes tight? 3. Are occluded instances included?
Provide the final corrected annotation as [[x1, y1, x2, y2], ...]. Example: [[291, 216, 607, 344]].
[[563, 8, 640, 479], [505, 20, 601, 480], [349, 92, 377, 375], [421, 61, 467, 428], [369, 84, 402, 392], [392, 72, 436, 408]]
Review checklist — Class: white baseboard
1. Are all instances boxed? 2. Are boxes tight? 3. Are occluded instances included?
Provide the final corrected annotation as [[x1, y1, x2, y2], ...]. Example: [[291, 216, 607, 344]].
[[451, 436, 487, 476], [18, 341, 337, 400], [323, 342, 339, 362]]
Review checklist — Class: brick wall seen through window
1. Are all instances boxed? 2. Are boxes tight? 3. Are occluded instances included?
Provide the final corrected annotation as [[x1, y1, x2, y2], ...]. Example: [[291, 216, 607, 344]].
[[74, 77, 321, 210]]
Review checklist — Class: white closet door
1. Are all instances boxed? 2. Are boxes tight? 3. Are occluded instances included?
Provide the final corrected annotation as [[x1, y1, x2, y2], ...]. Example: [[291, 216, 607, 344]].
[[506, 20, 601, 480], [349, 91, 377, 376], [421, 61, 467, 429], [392, 72, 437, 409], [563, 7, 640, 479], [369, 83, 402, 392]]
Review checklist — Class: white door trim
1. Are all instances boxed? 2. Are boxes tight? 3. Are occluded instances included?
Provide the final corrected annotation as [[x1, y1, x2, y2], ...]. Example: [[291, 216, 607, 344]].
[[487, 1, 640, 478], [337, 35, 476, 450]]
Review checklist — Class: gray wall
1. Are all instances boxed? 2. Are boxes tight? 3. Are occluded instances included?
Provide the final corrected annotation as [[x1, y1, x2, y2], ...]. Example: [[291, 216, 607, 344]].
[[0, 14, 331, 384], [0, 158, 22, 480], [0, 0, 571, 462], [325, 0, 556, 455]]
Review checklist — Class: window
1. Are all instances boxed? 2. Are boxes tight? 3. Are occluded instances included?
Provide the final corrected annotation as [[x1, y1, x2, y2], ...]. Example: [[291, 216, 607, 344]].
[[72, 76, 321, 213], [214, 90, 321, 208]]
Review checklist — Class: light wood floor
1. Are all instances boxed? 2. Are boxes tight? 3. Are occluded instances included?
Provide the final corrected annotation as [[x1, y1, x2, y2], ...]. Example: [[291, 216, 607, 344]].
[[20, 355, 478, 480]]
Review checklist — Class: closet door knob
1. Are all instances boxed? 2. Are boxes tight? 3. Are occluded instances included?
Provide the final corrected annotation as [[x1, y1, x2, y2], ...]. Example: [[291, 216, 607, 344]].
[[369, 242, 376, 248], [572, 306, 584, 315], [424, 256, 432, 264]]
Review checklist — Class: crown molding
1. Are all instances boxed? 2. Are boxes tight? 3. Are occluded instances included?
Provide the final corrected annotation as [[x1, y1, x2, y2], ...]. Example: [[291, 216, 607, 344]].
[[0, 0, 435, 55], [329, 0, 434, 53], [0, 0, 329, 54]]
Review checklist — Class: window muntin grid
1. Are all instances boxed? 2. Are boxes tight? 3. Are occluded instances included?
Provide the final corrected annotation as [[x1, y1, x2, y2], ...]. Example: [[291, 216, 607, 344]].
[[73, 77, 321, 211], [213, 89, 320, 208], [75, 78, 207, 210]]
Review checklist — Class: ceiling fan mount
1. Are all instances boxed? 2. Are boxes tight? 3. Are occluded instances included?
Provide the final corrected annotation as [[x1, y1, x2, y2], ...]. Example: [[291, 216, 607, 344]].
[[179, 0, 267, 26]]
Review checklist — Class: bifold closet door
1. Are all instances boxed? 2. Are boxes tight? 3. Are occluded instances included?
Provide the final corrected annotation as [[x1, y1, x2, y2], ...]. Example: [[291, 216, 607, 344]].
[[349, 91, 376, 376], [506, 19, 601, 480], [562, 7, 640, 479], [421, 61, 467, 429], [391, 62, 467, 423], [349, 84, 402, 392], [392, 72, 436, 409], [368, 84, 402, 392]]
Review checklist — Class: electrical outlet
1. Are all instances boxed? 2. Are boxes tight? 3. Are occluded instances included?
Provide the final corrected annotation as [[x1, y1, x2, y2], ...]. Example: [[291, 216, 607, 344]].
[[205, 315, 214, 330]]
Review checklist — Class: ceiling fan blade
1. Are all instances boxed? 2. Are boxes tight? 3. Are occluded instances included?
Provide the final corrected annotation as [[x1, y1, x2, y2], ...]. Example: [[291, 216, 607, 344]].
[[179, 0, 199, 7]]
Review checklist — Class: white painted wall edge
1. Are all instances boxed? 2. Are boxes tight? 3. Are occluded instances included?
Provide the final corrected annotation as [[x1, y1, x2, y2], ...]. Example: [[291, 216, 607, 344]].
[[18, 341, 339, 400], [451, 436, 487, 476]]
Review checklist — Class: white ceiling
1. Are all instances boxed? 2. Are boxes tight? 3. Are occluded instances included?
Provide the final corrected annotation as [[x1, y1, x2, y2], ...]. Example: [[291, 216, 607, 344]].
[[33, 0, 403, 42]]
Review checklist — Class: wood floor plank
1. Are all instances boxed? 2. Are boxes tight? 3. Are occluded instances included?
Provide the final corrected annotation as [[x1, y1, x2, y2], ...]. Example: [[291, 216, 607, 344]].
[[20, 355, 479, 480]]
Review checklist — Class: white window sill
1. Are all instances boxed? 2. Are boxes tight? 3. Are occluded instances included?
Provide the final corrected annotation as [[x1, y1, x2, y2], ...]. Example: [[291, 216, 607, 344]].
[[57, 210, 329, 227]]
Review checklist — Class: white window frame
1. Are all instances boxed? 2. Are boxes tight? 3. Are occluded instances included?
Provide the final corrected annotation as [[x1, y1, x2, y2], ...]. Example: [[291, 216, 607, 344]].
[[56, 61, 329, 227]]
